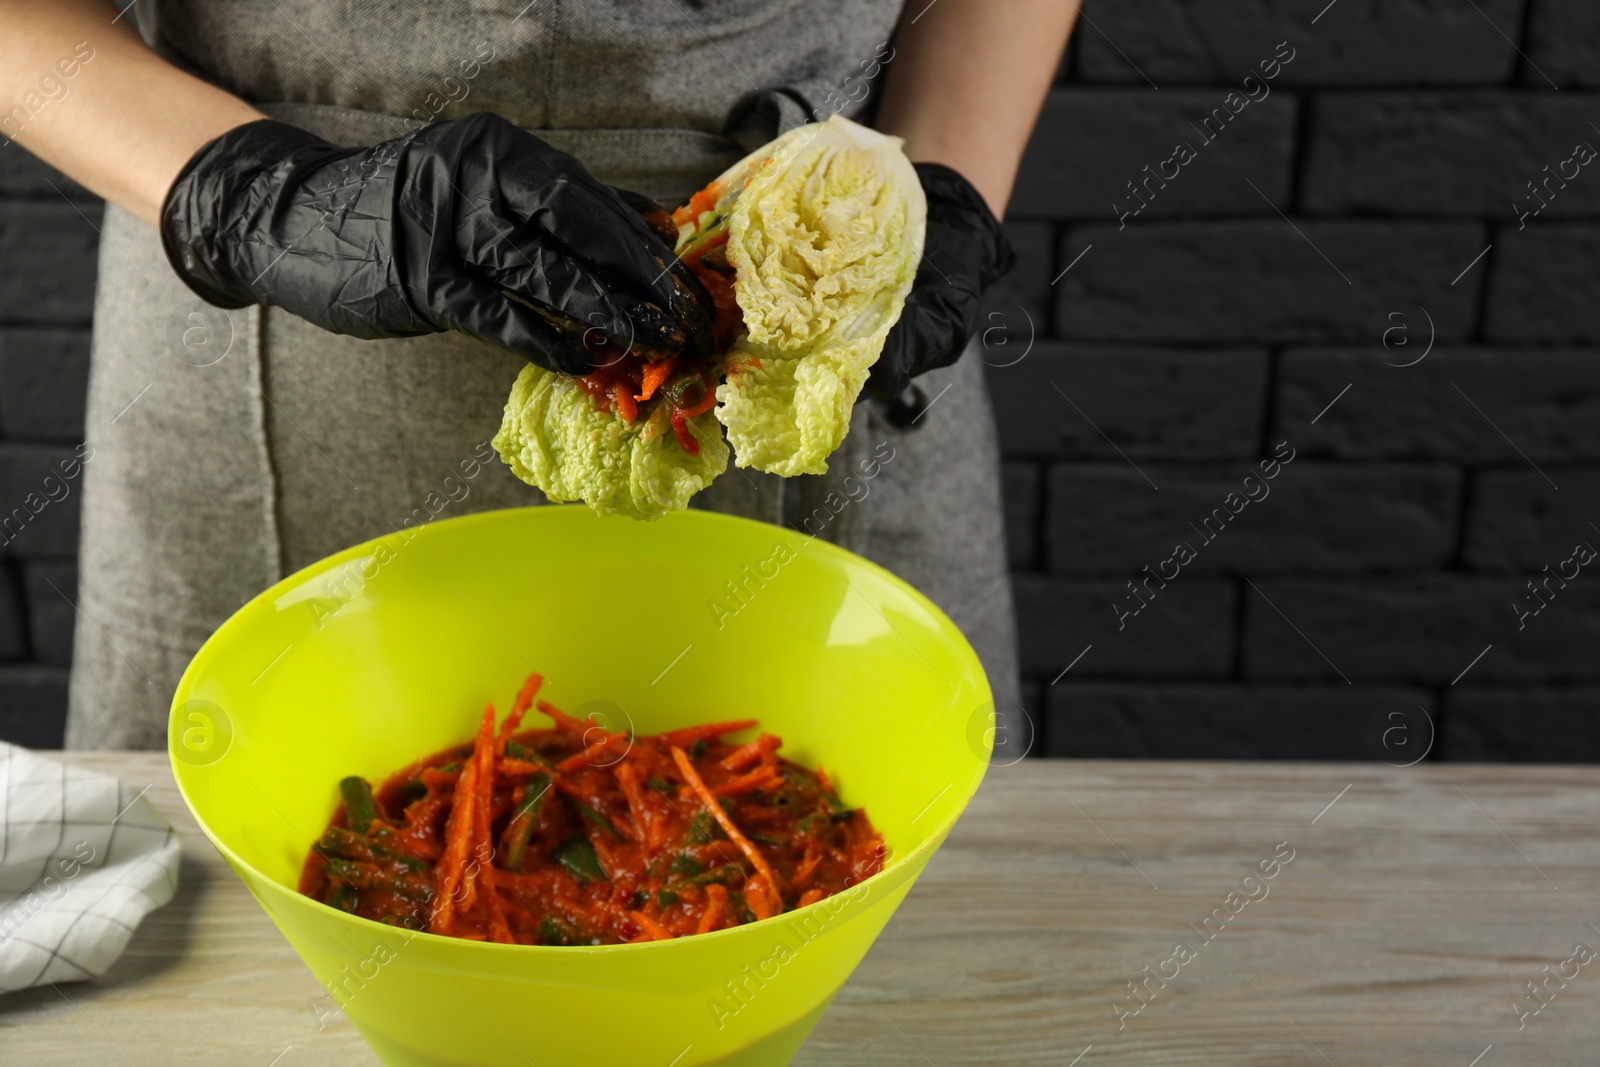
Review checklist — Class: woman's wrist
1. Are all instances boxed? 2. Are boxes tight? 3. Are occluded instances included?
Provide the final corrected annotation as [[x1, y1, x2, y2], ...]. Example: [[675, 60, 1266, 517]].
[[0, 0, 265, 226], [877, 122, 1014, 221], [871, 0, 1079, 222]]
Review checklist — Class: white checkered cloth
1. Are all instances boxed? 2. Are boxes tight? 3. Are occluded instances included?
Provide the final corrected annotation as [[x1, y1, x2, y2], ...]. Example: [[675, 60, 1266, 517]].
[[0, 743, 181, 992]]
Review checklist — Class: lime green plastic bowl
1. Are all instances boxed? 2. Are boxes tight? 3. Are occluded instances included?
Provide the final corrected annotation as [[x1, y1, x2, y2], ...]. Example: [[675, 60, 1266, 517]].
[[169, 505, 993, 1067]]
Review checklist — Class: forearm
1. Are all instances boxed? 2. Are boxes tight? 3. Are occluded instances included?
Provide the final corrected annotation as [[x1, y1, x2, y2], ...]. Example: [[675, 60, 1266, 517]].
[[874, 0, 1078, 219], [0, 0, 264, 225]]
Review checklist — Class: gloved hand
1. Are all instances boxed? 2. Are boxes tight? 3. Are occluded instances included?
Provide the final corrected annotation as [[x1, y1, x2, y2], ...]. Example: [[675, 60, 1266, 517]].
[[160, 113, 715, 376], [867, 161, 1015, 409]]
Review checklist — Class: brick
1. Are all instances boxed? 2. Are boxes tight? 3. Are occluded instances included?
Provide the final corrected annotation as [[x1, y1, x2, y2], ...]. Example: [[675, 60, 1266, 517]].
[[1276, 348, 1600, 461], [0, 327, 89, 441], [1012, 574, 1236, 679], [1075, 0, 1523, 86], [22, 561, 74, 667], [1046, 683, 1435, 760], [1001, 462, 1040, 571], [1044, 461, 1460, 574], [1523, 1, 1600, 88], [1008, 88, 1296, 220], [1484, 225, 1600, 342], [1303, 93, 1600, 217], [985, 343, 1267, 459], [0, 665, 68, 748], [1056, 222, 1485, 343], [1462, 468, 1599, 571], [1240, 577, 1600, 684], [0, 443, 83, 559], [1442, 688, 1600, 761], [0, 202, 100, 325], [0, 147, 95, 199], [0, 564, 24, 661]]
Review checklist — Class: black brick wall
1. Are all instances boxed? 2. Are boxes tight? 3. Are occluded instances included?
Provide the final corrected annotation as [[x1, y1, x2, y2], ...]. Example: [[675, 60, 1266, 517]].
[[0, 1, 1594, 762], [982, 0, 1600, 763], [0, 144, 96, 748]]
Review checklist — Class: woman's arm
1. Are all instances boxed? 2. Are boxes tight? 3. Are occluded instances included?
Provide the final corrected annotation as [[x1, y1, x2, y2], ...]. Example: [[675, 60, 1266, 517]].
[[2, 2, 706, 375], [874, 0, 1080, 219], [0, 0, 263, 225]]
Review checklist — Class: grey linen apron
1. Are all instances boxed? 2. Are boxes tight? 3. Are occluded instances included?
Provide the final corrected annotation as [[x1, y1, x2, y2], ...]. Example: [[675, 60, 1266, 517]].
[[66, 0, 1020, 749]]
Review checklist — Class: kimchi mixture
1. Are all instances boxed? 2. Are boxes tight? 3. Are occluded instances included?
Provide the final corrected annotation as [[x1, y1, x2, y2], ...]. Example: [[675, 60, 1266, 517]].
[[573, 192, 744, 458], [297, 673, 886, 945]]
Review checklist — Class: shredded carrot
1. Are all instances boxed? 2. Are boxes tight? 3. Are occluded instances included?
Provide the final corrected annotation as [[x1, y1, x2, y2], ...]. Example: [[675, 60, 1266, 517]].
[[675, 380, 719, 418], [538, 700, 590, 735], [628, 910, 676, 941], [497, 673, 543, 747], [478, 836, 513, 942], [500, 896, 539, 938], [656, 720, 758, 748], [609, 380, 639, 421], [635, 356, 677, 402], [441, 777, 477, 918], [614, 762, 653, 848], [670, 407, 700, 455], [697, 884, 728, 934], [720, 743, 762, 772], [513, 673, 544, 714], [549, 777, 586, 800], [671, 745, 784, 907], [557, 732, 629, 774], [720, 733, 781, 772], [671, 180, 722, 229], [796, 888, 824, 908], [713, 766, 782, 796], [744, 874, 775, 920], [461, 703, 498, 916], [498, 757, 545, 776], [391, 808, 448, 858], [472, 704, 514, 944], [539, 698, 627, 749], [429, 708, 493, 934], [590, 826, 625, 873], [627, 745, 673, 781], [791, 841, 823, 891], [545, 891, 604, 932], [679, 229, 730, 267], [477, 705, 499, 799]]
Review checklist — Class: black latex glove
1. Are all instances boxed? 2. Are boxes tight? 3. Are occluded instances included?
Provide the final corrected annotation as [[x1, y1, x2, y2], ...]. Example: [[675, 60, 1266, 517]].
[[867, 162, 1015, 410], [160, 114, 715, 376], [611, 187, 681, 246]]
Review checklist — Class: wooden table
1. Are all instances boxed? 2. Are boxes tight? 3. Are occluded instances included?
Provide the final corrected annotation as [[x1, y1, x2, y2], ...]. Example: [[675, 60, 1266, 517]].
[[2, 755, 1595, 1065]]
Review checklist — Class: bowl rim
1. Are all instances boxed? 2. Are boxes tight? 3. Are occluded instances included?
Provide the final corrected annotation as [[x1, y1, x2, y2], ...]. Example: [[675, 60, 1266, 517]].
[[168, 503, 994, 955]]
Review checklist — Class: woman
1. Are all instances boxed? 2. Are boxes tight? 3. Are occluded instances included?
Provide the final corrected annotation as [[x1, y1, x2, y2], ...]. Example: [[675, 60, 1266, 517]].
[[1, 0, 1075, 749]]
